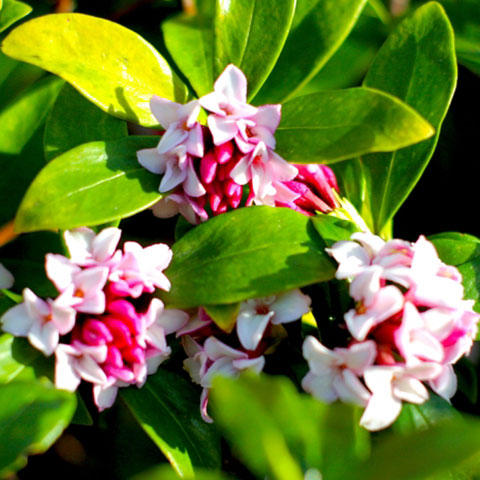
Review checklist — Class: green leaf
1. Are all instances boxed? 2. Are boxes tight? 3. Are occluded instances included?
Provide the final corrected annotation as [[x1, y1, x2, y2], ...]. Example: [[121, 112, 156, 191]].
[[214, 0, 296, 100], [254, 0, 367, 104], [163, 12, 214, 97], [430, 232, 480, 312], [15, 136, 162, 233], [310, 215, 360, 247], [354, 416, 480, 480], [160, 207, 336, 309], [121, 369, 221, 478], [0, 380, 76, 477], [0, 334, 41, 384], [275, 87, 434, 164], [210, 373, 368, 480], [204, 303, 240, 333], [0, 75, 64, 154], [359, 2, 457, 234], [0, 0, 31, 33], [44, 83, 128, 162], [1, 13, 185, 127], [71, 393, 93, 426]]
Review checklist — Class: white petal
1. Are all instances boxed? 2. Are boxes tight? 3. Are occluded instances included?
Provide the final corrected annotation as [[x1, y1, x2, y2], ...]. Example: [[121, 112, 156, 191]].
[[183, 159, 206, 197], [232, 356, 265, 373], [349, 266, 382, 306], [1, 303, 34, 336], [326, 241, 370, 280], [334, 369, 371, 406], [93, 383, 119, 411], [28, 321, 58, 356], [155, 309, 189, 335], [151, 197, 181, 219], [302, 336, 337, 374], [92, 227, 121, 262], [214, 64, 248, 102], [157, 124, 188, 154], [342, 341, 377, 373], [137, 148, 165, 174], [159, 158, 187, 192], [393, 376, 429, 404], [236, 311, 272, 351], [430, 365, 457, 400], [254, 104, 282, 131], [77, 355, 108, 384], [64, 228, 95, 264], [271, 289, 311, 324], [302, 371, 338, 403], [45, 254, 80, 291], [186, 123, 204, 157], [50, 302, 76, 335], [207, 115, 238, 145], [360, 390, 402, 431], [229, 155, 251, 185], [204, 337, 246, 360], [55, 345, 81, 391], [150, 96, 182, 128]]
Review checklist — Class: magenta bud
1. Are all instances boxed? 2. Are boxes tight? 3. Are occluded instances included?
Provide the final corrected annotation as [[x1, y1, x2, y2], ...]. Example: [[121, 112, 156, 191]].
[[224, 179, 241, 198], [215, 141, 234, 164], [122, 345, 145, 364], [81, 319, 114, 345], [210, 193, 223, 212], [104, 365, 135, 383], [103, 318, 132, 349], [105, 345, 124, 368], [200, 151, 217, 184]]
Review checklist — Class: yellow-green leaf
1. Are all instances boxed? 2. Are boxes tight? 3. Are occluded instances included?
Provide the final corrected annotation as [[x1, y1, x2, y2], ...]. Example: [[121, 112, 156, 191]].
[[1, 13, 185, 127]]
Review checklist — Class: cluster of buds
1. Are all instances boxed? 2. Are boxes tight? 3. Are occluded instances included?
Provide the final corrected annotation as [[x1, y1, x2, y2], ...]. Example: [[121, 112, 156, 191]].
[[302, 232, 479, 430], [180, 290, 311, 421], [1, 227, 188, 410], [137, 64, 339, 224]]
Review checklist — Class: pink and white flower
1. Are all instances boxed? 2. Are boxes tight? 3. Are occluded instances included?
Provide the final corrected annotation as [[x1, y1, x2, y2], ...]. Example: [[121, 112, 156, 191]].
[[2, 288, 76, 355], [302, 336, 375, 406], [183, 335, 265, 421], [236, 289, 311, 351]]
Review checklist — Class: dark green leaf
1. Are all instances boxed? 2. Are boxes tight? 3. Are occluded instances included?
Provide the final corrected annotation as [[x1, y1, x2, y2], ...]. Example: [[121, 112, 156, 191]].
[[214, 0, 296, 100], [44, 83, 128, 162], [121, 369, 221, 477], [430, 232, 480, 312], [15, 136, 162, 233], [359, 2, 457, 233], [0, 0, 31, 33], [255, 0, 367, 103], [71, 393, 93, 426], [163, 13, 214, 97], [1, 13, 185, 127], [0, 380, 76, 476], [161, 207, 336, 309], [204, 303, 240, 333], [275, 87, 434, 164], [0, 75, 64, 154]]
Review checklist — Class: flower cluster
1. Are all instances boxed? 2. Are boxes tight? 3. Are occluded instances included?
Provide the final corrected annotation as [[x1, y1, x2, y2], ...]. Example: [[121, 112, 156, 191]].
[[1, 227, 188, 410], [180, 290, 311, 421], [302, 232, 479, 431], [137, 64, 339, 224]]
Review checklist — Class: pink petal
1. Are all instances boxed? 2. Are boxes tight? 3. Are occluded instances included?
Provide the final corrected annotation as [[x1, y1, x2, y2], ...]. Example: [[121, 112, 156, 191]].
[[157, 124, 188, 154], [92, 227, 121, 263], [0, 263, 14, 289], [301, 370, 337, 403], [186, 123, 204, 157], [55, 345, 82, 391], [50, 302, 76, 335], [184, 158, 207, 197], [254, 104, 282, 131], [77, 354, 108, 384], [1, 303, 33, 336], [236, 311, 273, 351], [45, 254, 80, 292], [229, 155, 251, 185], [93, 383, 119, 411], [214, 64, 248, 102], [204, 337, 247, 360], [155, 308, 189, 335], [207, 115, 238, 145], [28, 321, 59, 356]]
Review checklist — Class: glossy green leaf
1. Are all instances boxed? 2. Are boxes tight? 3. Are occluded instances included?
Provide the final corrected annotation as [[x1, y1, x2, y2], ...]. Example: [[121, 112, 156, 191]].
[[310, 215, 360, 247], [204, 303, 240, 333], [275, 87, 434, 164], [121, 369, 221, 477], [211, 373, 368, 480], [1, 13, 185, 127], [0, 75, 64, 154], [430, 232, 480, 313], [359, 2, 457, 234], [0, 0, 31, 33], [214, 0, 296, 100], [255, 0, 367, 104], [15, 136, 162, 233], [44, 83, 128, 162], [0, 334, 41, 384], [354, 416, 480, 480], [163, 12, 214, 97], [0, 380, 76, 477], [160, 207, 336, 309]]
